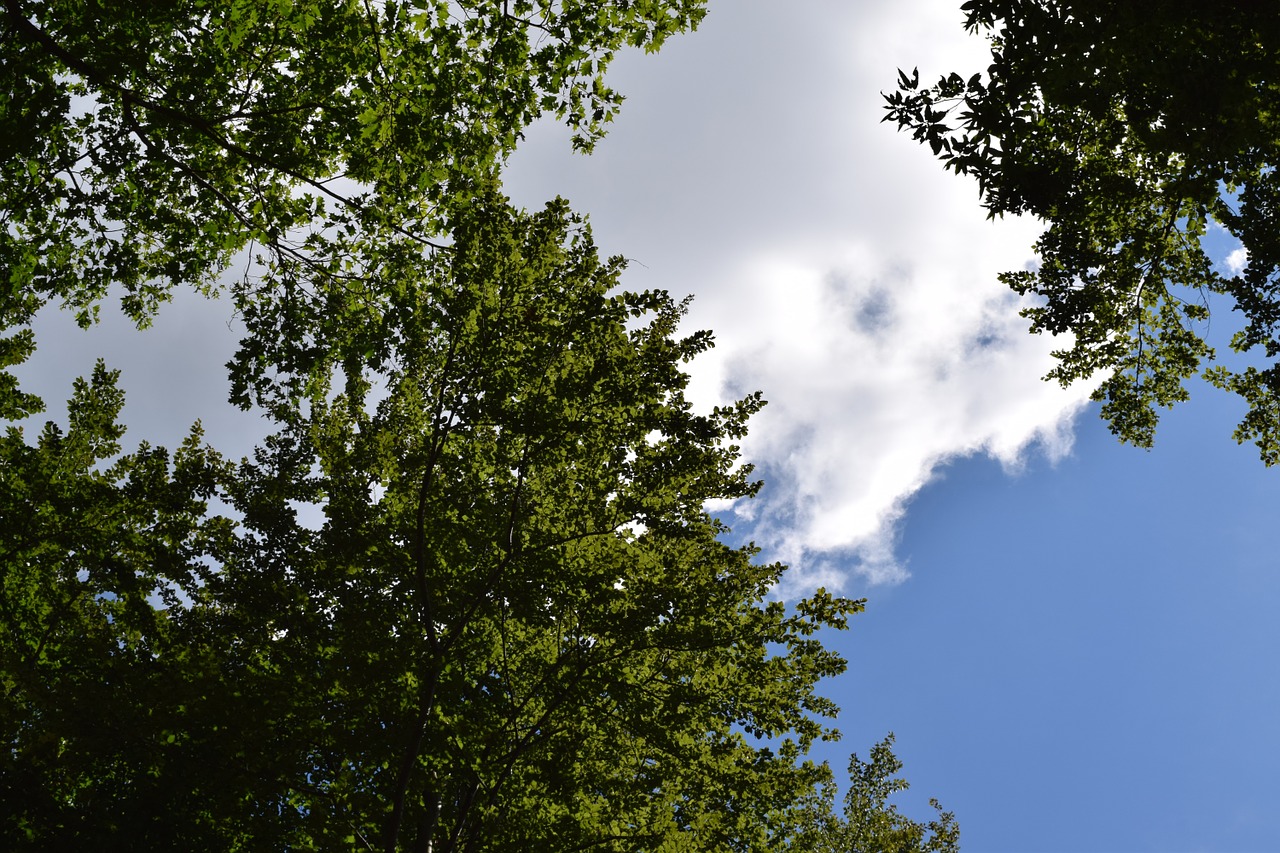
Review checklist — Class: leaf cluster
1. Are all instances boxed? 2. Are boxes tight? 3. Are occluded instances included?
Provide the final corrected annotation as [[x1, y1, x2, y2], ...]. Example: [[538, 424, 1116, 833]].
[[1, 0, 705, 340], [884, 0, 1280, 458], [788, 734, 959, 853]]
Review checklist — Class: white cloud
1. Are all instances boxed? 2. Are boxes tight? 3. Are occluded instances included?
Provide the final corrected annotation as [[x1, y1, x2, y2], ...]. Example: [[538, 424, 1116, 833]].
[[687, 243, 1090, 593], [1225, 247, 1249, 276], [503, 0, 1097, 590]]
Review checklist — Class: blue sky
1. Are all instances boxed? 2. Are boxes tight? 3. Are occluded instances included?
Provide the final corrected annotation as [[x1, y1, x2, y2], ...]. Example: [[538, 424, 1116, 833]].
[[826, 390, 1280, 851], [17, 0, 1280, 849]]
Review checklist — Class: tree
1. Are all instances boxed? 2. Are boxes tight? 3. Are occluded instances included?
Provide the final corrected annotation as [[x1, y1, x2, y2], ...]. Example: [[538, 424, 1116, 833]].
[[1, 0, 706, 385], [791, 734, 960, 853], [884, 0, 1280, 461], [1, 3, 951, 848], [1, 191, 864, 850]]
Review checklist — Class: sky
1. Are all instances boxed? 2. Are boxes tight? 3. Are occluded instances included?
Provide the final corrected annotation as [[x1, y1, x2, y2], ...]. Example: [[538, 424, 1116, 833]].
[[16, 1, 1280, 850]]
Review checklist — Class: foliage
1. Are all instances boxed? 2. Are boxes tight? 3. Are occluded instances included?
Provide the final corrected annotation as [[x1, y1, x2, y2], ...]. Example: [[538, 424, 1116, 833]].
[[0, 193, 864, 850], [1, 0, 706, 340], [791, 734, 960, 853], [0, 1, 953, 849], [884, 0, 1280, 460], [0, 367, 241, 847]]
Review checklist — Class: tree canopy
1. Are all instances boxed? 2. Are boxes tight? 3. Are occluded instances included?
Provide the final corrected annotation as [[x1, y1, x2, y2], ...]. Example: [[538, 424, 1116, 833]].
[[884, 0, 1280, 460], [0, 1, 970, 848], [0, 2, 968, 849], [2, 190, 871, 849], [1, 0, 705, 363]]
